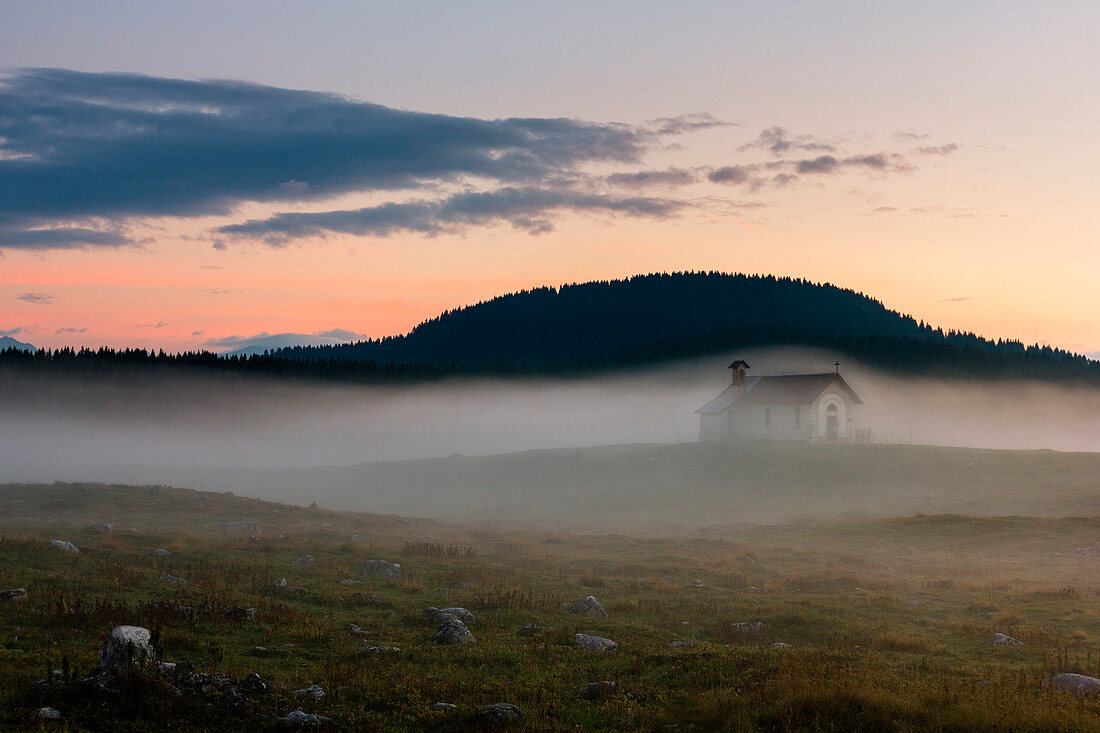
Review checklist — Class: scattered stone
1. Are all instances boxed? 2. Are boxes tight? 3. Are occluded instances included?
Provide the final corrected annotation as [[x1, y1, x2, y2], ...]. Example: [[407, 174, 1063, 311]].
[[991, 632, 1023, 646], [284, 586, 307, 595], [746, 586, 766, 593], [251, 646, 291, 658], [219, 520, 258, 534], [100, 625, 155, 670], [424, 606, 476, 624], [693, 579, 707, 589], [49, 539, 79, 554], [241, 673, 268, 692], [339, 579, 361, 585], [356, 645, 402, 656], [159, 574, 187, 585], [345, 593, 388, 607], [771, 642, 791, 649], [579, 680, 617, 701], [320, 522, 333, 530], [345, 623, 369, 635], [670, 640, 694, 648], [34, 655, 271, 712], [433, 618, 476, 645], [732, 621, 766, 634], [278, 709, 329, 728], [567, 595, 606, 616], [153, 549, 173, 557], [477, 703, 524, 728], [37, 707, 62, 720], [293, 555, 315, 566], [517, 624, 545, 637], [430, 702, 456, 712], [349, 535, 361, 542], [0, 588, 28, 604], [455, 581, 469, 589], [200, 496, 214, 507], [293, 684, 325, 700], [575, 633, 618, 651], [1043, 673, 1100, 697], [91, 523, 114, 533], [273, 577, 288, 588], [364, 560, 401, 579]]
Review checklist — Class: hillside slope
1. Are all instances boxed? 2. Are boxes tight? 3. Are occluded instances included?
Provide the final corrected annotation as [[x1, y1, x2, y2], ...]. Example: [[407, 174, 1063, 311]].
[[107, 442, 1100, 532], [277, 272, 1097, 381]]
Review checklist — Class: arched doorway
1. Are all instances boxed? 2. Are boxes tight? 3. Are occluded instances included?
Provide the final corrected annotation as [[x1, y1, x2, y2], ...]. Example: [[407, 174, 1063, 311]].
[[818, 395, 846, 442], [825, 404, 839, 441]]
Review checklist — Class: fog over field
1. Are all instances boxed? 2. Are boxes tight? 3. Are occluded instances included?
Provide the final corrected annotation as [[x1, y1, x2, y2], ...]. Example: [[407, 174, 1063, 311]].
[[3, 347, 1100, 489]]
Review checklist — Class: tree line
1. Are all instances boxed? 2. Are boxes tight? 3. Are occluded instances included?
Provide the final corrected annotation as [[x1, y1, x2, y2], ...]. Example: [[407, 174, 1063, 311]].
[[2, 272, 1096, 384]]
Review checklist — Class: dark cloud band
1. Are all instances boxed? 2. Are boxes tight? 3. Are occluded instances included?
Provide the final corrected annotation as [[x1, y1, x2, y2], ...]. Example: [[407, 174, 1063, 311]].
[[217, 187, 687, 244], [0, 69, 658, 249]]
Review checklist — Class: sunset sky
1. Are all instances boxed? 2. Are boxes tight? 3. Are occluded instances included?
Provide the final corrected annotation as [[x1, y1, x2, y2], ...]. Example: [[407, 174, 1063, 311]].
[[2, 1, 1098, 355]]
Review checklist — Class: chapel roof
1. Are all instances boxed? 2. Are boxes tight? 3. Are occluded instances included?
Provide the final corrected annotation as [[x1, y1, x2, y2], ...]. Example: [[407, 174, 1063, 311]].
[[695, 373, 862, 414]]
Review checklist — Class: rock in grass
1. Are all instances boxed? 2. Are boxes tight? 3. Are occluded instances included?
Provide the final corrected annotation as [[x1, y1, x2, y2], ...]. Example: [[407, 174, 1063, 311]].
[[575, 633, 617, 651], [278, 709, 329, 728], [579, 680, 617, 701], [424, 606, 476, 624], [37, 707, 62, 720], [91, 523, 114, 533], [567, 595, 606, 616], [356, 645, 402, 656], [153, 549, 172, 557], [430, 702, 456, 712], [991, 632, 1023, 646], [771, 642, 791, 649], [339, 579, 361, 585], [273, 577, 288, 588], [477, 703, 524, 728], [0, 588, 28, 604], [670, 640, 694, 648], [433, 618, 476, 645], [49, 539, 79, 553], [293, 684, 325, 700], [159, 574, 186, 585], [345, 623, 369, 635], [293, 555, 314, 566], [100, 625, 156, 670], [218, 520, 258, 533], [732, 621, 766, 634], [364, 560, 401, 579], [517, 624, 545, 637], [1043, 673, 1100, 697]]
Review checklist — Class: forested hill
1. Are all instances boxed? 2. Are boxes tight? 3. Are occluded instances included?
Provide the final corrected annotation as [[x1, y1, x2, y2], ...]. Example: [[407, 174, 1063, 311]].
[[272, 272, 1097, 382], [3, 273, 1096, 383]]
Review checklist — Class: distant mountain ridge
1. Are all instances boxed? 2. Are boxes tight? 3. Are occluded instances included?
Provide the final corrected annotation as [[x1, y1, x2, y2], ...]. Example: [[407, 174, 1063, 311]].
[[223, 333, 351, 356], [273, 272, 1097, 381], [0, 336, 36, 353]]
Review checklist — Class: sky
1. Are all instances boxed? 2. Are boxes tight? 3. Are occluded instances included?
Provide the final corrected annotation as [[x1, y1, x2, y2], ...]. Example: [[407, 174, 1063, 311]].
[[1, 1, 1098, 356]]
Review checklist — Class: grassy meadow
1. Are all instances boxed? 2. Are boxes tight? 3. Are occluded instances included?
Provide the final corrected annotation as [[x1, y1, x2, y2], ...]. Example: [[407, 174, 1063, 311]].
[[128, 442, 1100, 532], [1, 451, 1099, 730]]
